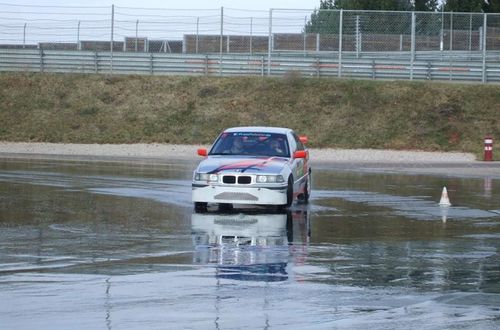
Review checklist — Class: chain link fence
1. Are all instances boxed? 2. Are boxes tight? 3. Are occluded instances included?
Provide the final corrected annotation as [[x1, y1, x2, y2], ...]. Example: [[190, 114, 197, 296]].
[[1, 3, 500, 82], [278, 9, 496, 54]]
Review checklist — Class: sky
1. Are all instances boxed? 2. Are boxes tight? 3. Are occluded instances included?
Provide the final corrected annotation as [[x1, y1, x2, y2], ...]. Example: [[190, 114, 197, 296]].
[[7, 0, 321, 10]]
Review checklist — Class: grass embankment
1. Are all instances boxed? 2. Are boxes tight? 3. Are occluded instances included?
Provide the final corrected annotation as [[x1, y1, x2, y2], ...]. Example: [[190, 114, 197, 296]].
[[0, 72, 499, 159]]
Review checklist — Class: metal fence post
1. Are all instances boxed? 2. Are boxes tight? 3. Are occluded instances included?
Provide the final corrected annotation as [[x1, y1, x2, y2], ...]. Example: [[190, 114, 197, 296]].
[[196, 17, 199, 54], [94, 51, 98, 73], [440, 8, 444, 52], [267, 8, 273, 76], [77, 21, 81, 50], [479, 26, 483, 51], [303, 15, 307, 56], [355, 15, 360, 58], [23, 23, 27, 48], [482, 13, 488, 83], [150, 53, 153, 75], [449, 12, 453, 81], [449, 11, 453, 52], [39, 48, 44, 72], [135, 20, 139, 52], [250, 17, 253, 54], [338, 9, 343, 78], [219, 6, 223, 76], [410, 11, 415, 80], [110, 4, 114, 74], [469, 13, 473, 52]]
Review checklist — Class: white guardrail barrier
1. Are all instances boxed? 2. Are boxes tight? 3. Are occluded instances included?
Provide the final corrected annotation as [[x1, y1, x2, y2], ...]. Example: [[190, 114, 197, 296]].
[[1, 49, 500, 83]]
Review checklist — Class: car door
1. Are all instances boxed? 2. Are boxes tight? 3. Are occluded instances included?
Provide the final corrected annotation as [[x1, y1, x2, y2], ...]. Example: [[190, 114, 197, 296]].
[[289, 132, 308, 189]]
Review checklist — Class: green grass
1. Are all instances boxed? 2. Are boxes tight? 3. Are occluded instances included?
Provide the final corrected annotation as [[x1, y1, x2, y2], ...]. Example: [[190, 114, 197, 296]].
[[0, 72, 499, 160]]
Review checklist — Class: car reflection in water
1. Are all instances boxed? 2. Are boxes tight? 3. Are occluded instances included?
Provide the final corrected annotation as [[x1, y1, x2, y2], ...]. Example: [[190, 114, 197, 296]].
[[191, 208, 310, 282]]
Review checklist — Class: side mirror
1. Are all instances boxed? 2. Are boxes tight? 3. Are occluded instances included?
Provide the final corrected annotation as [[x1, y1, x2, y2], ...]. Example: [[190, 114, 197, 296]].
[[299, 136, 308, 144], [197, 148, 208, 157], [293, 150, 307, 159]]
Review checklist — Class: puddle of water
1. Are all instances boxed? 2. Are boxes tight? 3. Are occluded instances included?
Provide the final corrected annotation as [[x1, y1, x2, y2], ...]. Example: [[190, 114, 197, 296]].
[[315, 189, 498, 220], [0, 158, 499, 329]]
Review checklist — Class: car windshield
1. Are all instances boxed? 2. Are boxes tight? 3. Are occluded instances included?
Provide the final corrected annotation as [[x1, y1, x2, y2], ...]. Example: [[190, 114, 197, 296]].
[[210, 132, 290, 157]]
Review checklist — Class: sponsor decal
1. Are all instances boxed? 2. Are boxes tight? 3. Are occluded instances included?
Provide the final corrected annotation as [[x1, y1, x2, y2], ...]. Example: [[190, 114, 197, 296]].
[[233, 132, 272, 138]]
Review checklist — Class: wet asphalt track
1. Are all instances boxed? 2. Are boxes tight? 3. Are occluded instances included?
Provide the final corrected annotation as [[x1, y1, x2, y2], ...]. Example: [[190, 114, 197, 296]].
[[0, 157, 499, 329]]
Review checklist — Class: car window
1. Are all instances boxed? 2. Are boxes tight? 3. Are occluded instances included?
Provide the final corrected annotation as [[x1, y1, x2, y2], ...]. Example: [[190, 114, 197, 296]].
[[292, 133, 305, 151], [210, 132, 290, 157]]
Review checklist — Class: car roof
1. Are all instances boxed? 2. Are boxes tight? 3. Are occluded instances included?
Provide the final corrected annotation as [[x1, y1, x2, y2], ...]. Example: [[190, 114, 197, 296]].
[[223, 126, 293, 135]]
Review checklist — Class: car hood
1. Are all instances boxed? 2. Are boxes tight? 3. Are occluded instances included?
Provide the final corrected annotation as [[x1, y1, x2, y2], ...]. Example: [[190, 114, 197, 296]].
[[196, 156, 289, 174]]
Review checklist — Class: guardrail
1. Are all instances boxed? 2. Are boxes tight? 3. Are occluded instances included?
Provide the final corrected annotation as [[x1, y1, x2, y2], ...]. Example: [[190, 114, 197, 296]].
[[1, 49, 499, 83]]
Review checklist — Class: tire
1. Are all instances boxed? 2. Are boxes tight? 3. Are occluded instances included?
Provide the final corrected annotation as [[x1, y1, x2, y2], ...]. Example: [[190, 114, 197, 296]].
[[303, 171, 311, 204], [218, 203, 233, 212], [194, 202, 208, 213], [285, 176, 293, 208]]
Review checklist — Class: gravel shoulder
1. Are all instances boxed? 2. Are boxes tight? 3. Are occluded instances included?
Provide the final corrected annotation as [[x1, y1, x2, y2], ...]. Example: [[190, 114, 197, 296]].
[[1, 142, 499, 178]]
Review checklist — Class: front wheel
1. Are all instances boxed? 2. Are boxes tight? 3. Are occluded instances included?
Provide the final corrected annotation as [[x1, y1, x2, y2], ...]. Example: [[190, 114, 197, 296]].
[[303, 171, 311, 204], [194, 202, 208, 213], [284, 176, 294, 208]]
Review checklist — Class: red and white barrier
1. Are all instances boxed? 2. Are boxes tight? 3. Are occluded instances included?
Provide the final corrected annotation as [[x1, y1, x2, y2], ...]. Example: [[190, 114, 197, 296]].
[[484, 136, 493, 162]]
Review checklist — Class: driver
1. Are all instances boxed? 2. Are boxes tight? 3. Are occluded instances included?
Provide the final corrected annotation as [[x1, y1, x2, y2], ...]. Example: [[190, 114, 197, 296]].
[[269, 139, 284, 155], [229, 137, 244, 154]]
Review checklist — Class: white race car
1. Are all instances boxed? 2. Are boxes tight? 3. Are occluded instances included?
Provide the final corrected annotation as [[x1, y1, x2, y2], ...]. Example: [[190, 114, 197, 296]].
[[192, 127, 311, 212]]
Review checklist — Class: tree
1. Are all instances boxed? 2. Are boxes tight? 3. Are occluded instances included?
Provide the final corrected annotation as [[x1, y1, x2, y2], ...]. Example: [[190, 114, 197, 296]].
[[306, 0, 418, 34], [318, 0, 498, 12], [305, 6, 339, 33], [319, 0, 334, 9], [442, 0, 485, 12], [326, 0, 414, 10], [414, 0, 439, 11], [483, 0, 500, 12], [314, 0, 439, 12]]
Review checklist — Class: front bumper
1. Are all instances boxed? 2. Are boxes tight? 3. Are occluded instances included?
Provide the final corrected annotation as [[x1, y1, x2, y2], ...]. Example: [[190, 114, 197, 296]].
[[192, 183, 288, 205]]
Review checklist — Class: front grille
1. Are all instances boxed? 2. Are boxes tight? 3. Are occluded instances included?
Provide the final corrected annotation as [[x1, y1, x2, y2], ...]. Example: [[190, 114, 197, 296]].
[[223, 175, 236, 184], [237, 176, 251, 184], [214, 192, 258, 201], [222, 175, 252, 184]]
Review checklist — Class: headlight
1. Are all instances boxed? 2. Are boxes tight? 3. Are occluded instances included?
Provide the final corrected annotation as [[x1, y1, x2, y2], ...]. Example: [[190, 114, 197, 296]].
[[257, 175, 267, 183], [256, 175, 284, 183], [195, 173, 218, 182]]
